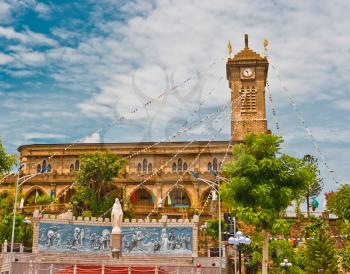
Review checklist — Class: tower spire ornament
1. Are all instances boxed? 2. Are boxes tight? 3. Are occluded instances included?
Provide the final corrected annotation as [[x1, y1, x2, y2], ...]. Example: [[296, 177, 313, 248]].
[[227, 40, 232, 59], [244, 34, 249, 48]]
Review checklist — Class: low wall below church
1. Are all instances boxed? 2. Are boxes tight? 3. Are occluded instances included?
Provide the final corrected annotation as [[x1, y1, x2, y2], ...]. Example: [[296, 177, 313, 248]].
[[32, 211, 198, 257]]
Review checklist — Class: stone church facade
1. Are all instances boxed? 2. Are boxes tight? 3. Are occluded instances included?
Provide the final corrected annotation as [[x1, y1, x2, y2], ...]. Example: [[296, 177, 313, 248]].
[[2, 35, 269, 219]]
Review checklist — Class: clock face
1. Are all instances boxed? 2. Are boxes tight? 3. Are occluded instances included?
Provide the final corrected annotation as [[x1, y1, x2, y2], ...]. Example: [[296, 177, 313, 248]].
[[242, 68, 253, 78]]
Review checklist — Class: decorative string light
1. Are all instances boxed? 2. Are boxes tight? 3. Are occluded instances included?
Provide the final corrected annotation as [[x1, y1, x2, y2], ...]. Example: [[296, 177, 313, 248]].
[[266, 81, 280, 134], [11, 57, 225, 182], [264, 47, 338, 185]]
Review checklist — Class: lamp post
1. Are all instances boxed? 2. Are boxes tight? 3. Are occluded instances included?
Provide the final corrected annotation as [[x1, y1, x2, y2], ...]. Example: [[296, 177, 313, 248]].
[[200, 222, 209, 257], [228, 231, 251, 274], [23, 217, 31, 250], [9, 170, 41, 274], [280, 259, 292, 274], [190, 171, 222, 274]]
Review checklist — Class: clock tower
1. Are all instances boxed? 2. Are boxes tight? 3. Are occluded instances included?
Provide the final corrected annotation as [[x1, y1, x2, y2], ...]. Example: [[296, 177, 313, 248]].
[[226, 34, 269, 141]]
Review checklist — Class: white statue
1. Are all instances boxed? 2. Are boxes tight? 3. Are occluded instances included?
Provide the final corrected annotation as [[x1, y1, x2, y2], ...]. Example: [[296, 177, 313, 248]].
[[111, 198, 123, 234]]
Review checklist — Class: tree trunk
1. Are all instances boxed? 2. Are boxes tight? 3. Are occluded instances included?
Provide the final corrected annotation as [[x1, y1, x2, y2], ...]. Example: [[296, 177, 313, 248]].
[[306, 189, 310, 218], [262, 230, 269, 274]]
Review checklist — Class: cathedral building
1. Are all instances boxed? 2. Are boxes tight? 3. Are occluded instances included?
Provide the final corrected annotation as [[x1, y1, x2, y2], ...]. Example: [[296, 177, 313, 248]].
[[1, 35, 269, 219]]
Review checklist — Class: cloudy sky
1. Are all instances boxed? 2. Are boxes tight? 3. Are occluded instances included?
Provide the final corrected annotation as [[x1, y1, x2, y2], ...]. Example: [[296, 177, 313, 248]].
[[0, 0, 349, 202]]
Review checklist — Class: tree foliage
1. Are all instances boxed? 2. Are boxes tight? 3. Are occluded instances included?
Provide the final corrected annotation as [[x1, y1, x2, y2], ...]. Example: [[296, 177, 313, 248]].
[[0, 191, 32, 246], [340, 244, 350, 272], [304, 232, 338, 274], [303, 155, 323, 214], [221, 133, 313, 231], [76, 151, 125, 200], [0, 137, 17, 177], [327, 184, 350, 221], [71, 151, 125, 216], [204, 219, 227, 241]]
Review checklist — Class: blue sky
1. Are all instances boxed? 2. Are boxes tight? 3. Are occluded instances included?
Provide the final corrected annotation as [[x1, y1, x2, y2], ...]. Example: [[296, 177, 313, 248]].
[[0, 0, 349, 204]]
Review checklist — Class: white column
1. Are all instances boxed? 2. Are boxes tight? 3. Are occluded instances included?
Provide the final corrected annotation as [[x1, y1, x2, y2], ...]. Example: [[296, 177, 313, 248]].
[[128, 265, 131, 274], [49, 264, 53, 274], [101, 264, 105, 274], [73, 264, 77, 274], [155, 266, 158, 274]]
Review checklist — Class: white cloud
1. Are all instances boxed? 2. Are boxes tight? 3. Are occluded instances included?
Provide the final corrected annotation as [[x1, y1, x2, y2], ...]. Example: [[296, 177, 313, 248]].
[[0, 2, 11, 23], [34, 2, 51, 19], [0, 53, 14, 65], [334, 100, 350, 111], [23, 133, 67, 140], [0, 26, 57, 46], [81, 132, 101, 143]]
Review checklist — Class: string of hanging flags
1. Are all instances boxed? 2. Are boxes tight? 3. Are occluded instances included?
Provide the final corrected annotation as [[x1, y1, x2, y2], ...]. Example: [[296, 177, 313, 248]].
[[264, 43, 338, 185]]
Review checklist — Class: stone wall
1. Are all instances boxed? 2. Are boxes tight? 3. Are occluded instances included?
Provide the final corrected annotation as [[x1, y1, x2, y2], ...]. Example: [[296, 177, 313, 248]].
[[32, 210, 199, 257]]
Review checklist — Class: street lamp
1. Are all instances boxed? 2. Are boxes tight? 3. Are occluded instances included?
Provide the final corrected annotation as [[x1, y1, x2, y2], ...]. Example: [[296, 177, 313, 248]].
[[9, 169, 42, 274], [280, 259, 292, 274], [200, 222, 209, 257], [190, 171, 222, 274], [23, 217, 31, 250], [228, 231, 251, 274]]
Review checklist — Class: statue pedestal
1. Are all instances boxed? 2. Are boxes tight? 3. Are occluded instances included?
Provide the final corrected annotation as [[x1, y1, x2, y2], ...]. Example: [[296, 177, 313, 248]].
[[111, 233, 121, 258]]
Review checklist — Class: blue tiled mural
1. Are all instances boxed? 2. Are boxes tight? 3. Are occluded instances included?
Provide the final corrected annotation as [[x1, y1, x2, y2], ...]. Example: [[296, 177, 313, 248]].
[[122, 227, 192, 256], [38, 222, 193, 256], [38, 222, 112, 253]]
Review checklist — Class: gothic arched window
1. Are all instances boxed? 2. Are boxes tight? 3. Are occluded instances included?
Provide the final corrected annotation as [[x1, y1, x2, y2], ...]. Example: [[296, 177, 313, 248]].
[[213, 158, 218, 172], [143, 159, 147, 173], [37, 164, 41, 173], [219, 161, 222, 170], [42, 160, 47, 172], [183, 162, 188, 171], [75, 160, 80, 171], [47, 164, 52, 173], [137, 163, 142, 173], [148, 163, 152, 173], [172, 163, 177, 172], [207, 162, 212, 172], [178, 158, 182, 171], [70, 164, 74, 174]]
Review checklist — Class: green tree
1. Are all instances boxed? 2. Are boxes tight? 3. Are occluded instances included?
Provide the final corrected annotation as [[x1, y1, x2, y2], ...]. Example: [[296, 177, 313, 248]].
[[327, 185, 350, 273], [76, 152, 125, 200], [303, 155, 323, 217], [221, 133, 314, 274], [0, 137, 17, 177], [204, 219, 227, 241], [327, 184, 350, 221], [340, 244, 350, 273], [71, 151, 125, 216], [304, 232, 338, 273]]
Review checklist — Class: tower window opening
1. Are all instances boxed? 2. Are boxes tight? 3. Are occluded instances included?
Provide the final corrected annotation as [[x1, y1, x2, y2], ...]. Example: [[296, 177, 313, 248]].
[[143, 159, 147, 173], [178, 158, 182, 171], [213, 158, 218, 172], [172, 163, 177, 172], [137, 163, 142, 173], [70, 164, 74, 174], [148, 163, 152, 173], [42, 160, 47, 172], [75, 160, 80, 171], [207, 162, 212, 172], [240, 87, 256, 111], [183, 162, 188, 171]]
